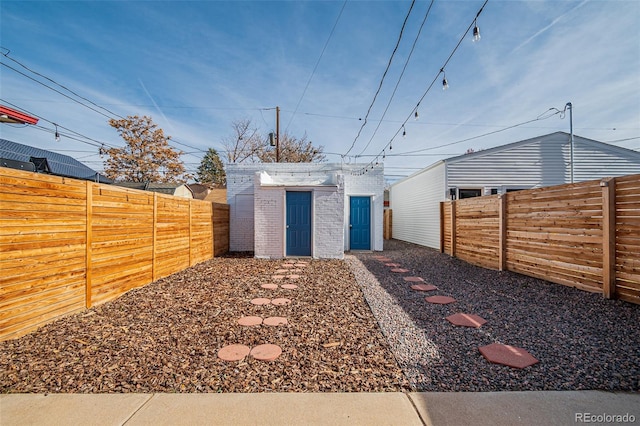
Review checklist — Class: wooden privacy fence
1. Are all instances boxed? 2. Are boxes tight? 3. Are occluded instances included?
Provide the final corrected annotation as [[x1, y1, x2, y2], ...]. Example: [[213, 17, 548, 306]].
[[441, 174, 640, 304], [383, 209, 393, 240], [0, 167, 230, 341]]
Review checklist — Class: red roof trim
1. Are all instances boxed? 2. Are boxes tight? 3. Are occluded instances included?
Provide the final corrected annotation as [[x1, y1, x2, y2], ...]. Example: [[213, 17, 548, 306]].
[[0, 105, 39, 125]]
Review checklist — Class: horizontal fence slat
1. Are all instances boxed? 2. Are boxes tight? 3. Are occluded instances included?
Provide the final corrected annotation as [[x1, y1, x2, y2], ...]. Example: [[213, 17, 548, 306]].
[[0, 168, 229, 341], [443, 174, 640, 304]]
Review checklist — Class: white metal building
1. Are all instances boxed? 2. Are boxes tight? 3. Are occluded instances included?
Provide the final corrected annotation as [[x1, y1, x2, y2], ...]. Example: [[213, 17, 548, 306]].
[[390, 132, 640, 249], [227, 163, 384, 259]]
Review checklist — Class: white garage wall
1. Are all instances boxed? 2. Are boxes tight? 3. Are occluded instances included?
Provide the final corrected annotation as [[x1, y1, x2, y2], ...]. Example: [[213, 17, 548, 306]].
[[390, 162, 445, 249]]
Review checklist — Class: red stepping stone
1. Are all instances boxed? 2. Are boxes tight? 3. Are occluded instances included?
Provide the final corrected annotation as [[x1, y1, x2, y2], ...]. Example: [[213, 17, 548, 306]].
[[286, 274, 300, 280], [403, 276, 424, 282], [217, 344, 251, 361], [291, 269, 304, 273], [411, 284, 438, 292], [271, 298, 291, 306], [385, 263, 401, 267], [425, 295, 456, 304], [261, 283, 278, 290], [275, 269, 288, 274], [372, 255, 387, 259], [446, 313, 487, 328], [250, 344, 282, 361], [281, 263, 295, 268], [391, 268, 409, 273], [294, 263, 308, 268], [377, 257, 393, 262], [250, 298, 271, 305], [272, 275, 285, 280], [479, 343, 539, 369], [263, 316, 288, 326], [281, 284, 298, 289], [238, 316, 263, 326]]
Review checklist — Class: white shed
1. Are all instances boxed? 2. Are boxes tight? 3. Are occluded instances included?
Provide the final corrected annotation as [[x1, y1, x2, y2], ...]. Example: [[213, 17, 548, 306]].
[[227, 163, 384, 259], [390, 131, 640, 249]]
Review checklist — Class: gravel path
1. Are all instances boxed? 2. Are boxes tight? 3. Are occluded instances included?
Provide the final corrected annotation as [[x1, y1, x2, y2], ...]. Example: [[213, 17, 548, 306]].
[[350, 239, 640, 392]]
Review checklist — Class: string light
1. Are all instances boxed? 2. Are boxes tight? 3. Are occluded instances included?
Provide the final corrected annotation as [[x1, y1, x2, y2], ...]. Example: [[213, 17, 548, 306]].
[[54, 123, 60, 142], [441, 69, 449, 91], [402, 125, 407, 138], [473, 19, 481, 42], [352, 0, 487, 175]]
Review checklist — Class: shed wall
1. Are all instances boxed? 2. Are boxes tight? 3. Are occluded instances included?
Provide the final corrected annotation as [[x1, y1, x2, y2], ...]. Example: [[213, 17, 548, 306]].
[[226, 163, 382, 257]]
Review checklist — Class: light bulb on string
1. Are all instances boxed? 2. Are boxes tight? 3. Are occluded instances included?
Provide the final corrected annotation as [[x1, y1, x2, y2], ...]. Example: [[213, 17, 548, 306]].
[[54, 124, 61, 142], [402, 125, 406, 138], [473, 19, 481, 42], [414, 111, 419, 120], [383, 150, 386, 160]]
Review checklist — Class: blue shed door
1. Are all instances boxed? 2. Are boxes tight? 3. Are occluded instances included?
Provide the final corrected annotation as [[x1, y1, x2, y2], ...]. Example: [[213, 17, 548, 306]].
[[286, 191, 312, 256], [350, 196, 371, 250]]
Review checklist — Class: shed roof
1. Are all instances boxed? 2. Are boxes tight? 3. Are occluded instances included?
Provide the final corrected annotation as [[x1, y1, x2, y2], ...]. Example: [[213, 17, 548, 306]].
[[0, 139, 111, 183]]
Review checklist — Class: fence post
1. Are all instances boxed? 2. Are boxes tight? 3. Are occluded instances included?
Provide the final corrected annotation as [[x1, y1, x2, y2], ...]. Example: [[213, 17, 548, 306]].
[[440, 202, 445, 253], [85, 181, 93, 308], [152, 192, 158, 282], [450, 201, 457, 257], [498, 194, 507, 271], [601, 177, 616, 299], [189, 200, 194, 266]]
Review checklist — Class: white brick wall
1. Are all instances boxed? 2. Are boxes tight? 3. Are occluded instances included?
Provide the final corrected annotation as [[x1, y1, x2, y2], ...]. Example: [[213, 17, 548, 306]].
[[226, 166, 255, 252], [343, 166, 384, 252], [226, 163, 383, 258]]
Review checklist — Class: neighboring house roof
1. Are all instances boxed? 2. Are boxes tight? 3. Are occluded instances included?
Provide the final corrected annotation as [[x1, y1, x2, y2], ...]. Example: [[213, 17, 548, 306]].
[[443, 131, 640, 164], [113, 182, 194, 198], [393, 131, 640, 186], [0, 138, 112, 183]]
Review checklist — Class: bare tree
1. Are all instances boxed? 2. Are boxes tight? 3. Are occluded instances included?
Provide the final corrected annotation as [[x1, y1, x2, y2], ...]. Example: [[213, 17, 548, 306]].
[[257, 132, 326, 163], [221, 118, 325, 164], [221, 119, 263, 163]]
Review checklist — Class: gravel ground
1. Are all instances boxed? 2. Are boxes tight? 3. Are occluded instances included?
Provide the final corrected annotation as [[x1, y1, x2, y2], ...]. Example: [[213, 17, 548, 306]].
[[0, 256, 409, 393], [2, 240, 638, 393], [351, 239, 640, 392]]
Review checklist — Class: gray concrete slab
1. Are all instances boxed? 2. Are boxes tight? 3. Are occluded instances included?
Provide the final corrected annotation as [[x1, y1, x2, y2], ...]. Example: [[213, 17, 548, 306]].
[[127, 392, 423, 426], [0, 393, 152, 426], [409, 391, 640, 426]]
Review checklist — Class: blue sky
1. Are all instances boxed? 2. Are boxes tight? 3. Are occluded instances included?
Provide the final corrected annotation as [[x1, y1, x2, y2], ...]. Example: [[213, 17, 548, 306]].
[[1, 0, 638, 182]]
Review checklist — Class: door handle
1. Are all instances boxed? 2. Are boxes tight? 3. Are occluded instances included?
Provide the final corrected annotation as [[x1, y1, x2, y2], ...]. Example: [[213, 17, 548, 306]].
[[349, 224, 352, 228]]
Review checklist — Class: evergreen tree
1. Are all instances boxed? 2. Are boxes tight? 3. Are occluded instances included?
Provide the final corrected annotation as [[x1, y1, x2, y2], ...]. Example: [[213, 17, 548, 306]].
[[197, 148, 226, 186]]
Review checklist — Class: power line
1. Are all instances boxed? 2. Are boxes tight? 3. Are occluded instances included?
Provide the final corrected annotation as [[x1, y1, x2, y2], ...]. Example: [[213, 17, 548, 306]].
[[284, 0, 348, 133], [0, 98, 121, 150], [342, 0, 417, 158], [1, 48, 126, 120], [356, 0, 435, 158], [355, 0, 489, 174]]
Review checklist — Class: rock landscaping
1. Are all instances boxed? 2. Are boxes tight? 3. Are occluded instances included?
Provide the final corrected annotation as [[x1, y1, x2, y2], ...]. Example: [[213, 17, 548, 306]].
[[1, 239, 638, 393], [0, 255, 408, 393], [350, 239, 640, 392]]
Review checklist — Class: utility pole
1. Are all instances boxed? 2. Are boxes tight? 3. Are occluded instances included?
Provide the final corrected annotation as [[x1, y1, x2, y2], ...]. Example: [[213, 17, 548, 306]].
[[276, 106, 280, 163], [566, 102, 573, 184]]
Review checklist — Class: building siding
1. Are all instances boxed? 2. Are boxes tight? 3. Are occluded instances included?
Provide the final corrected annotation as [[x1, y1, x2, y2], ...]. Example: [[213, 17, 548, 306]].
[[390, 132, 640, 250], [390, 162, 445, 249]]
